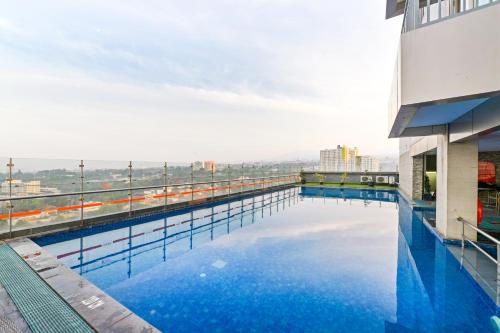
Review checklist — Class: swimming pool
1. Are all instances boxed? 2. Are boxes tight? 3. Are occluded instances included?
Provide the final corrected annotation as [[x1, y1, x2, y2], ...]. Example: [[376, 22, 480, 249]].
[[36, 187, 497, 332]]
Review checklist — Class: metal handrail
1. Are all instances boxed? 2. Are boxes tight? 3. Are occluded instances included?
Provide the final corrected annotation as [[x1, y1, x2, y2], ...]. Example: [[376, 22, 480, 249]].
[[458, 217, 499, 265], [458, 217, 500, 246], [0, 173, 299, 202], [458, 216, 500, 305]]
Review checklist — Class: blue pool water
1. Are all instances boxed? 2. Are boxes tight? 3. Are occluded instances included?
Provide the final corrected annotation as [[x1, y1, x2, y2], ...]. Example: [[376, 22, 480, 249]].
[[36, 188, 497, 332]]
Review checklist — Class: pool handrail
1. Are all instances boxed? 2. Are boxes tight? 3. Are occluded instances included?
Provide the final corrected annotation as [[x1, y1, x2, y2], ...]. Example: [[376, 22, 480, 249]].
[[458, 217, 499, 266]]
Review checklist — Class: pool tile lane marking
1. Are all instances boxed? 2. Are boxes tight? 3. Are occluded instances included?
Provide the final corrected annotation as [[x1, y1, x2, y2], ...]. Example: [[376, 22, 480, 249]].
[[8, 238, 161, 333]]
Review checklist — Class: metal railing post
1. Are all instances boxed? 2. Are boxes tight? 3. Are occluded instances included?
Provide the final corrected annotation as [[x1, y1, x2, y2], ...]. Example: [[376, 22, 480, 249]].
[[163, 162, 168, 211], [497, 242, 500, 306], [241, 163, 244, 194], [7, 158, 13, 238], [79, 160, 84, 226], [253, 165, 256, 192], [190, 163, 194, 201], [461, 217, 465, 249], [228, 165, 231, 197], [211, 165, 215, 200], [262, 165, 265, 190], [128, 161, 133, 216]]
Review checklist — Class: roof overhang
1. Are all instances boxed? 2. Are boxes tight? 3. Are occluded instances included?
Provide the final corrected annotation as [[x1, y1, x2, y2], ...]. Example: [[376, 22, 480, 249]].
[[386, 0, 406, 19]]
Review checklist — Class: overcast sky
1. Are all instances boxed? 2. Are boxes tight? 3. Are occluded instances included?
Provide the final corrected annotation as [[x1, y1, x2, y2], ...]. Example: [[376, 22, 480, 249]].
[[0, 1, 402, 163]]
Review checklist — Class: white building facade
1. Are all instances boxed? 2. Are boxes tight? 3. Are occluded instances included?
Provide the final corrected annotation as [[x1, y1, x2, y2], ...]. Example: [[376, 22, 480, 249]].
[[386, 0, 500, 240]]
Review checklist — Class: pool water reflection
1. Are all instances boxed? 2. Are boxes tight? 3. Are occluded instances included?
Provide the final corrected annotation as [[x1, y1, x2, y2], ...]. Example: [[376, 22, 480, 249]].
[[36, 187, 496, 332]]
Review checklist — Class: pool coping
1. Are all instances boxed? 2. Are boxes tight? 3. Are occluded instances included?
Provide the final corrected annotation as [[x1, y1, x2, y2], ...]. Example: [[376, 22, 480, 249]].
[[7, 238, 161, 333]]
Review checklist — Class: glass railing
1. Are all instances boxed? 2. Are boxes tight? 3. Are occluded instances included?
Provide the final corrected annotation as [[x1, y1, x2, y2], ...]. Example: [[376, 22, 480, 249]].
[[402, 0, 499, 32], [0, 157, 302, 237]]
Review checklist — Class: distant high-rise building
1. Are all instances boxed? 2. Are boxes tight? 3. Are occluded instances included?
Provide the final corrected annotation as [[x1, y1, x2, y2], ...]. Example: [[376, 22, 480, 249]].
[[192, 161, 203, 171], [320, 145, 379, 172], [26, 180, 41, 194], [203, 160, 216, 171], [320, 145, 359, 172], [1, 180, 42, 194], [355, 156, 380, 172]]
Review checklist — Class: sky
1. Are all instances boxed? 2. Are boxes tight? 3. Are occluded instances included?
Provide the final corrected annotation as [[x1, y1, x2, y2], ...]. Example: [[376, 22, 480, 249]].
[[0, 0, 402, 163]]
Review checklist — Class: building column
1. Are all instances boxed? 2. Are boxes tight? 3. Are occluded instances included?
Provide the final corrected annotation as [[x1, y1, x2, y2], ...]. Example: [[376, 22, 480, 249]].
[[436, 133, 478, 240]]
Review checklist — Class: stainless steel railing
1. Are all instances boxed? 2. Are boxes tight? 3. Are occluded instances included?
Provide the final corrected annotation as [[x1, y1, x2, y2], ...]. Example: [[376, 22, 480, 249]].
[[0, 174, 297, 202], [402, 0, 500, 33], [458, 217, 499, 265], [458, 216, 500, 305], [0, 171, 300, 238]]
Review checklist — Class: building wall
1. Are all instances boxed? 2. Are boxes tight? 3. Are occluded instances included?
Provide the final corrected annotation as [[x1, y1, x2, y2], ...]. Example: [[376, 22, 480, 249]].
[[400, 4, 500, 106], [398, 150, 412, 198], [436, 136, 478, 240]]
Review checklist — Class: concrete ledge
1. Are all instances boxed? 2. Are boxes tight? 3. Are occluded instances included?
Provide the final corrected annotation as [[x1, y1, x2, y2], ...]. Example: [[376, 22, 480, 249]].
[[8, 238, 160, 333]]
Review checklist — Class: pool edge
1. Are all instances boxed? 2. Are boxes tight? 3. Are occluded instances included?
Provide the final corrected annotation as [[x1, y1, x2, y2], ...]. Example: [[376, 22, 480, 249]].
[[7, 237, 161, 333]]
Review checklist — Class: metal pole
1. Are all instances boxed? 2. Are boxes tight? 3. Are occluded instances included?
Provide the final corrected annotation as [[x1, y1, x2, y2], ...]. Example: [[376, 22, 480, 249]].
[[79, 160, 84, 226], [228, 165, 231, 197], [7, 158, 13, 238], [253, 165, 256, 192], [497, 243, 500, 306], [461, 218, 465, 249], [191, 163, 194, 201], [128, 161, 133, 216], [163, 162, 168, 211], [241, 163, 244, 195], [211, 165, 215, 200], [261, 165, 265, 190]]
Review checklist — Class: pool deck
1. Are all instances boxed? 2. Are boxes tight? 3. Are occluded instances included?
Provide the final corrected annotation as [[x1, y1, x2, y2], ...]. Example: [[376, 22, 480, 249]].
[[0, 282, 32, 333], [2, 238, 160, 333]]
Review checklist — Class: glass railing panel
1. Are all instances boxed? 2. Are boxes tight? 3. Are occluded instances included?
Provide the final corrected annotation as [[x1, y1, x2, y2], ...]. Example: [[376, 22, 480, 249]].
[[11, 194, 81, 232], [85, 159, 131, 191], [8, 158, 82, 198], [83, 191, 130, 219], [132, 161, 164, 188], [131, 161, 165, 211], [168, 163, 191, 185]]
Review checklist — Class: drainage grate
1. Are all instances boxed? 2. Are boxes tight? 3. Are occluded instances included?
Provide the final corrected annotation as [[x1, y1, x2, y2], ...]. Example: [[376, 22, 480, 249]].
[[0, 245, 94, 333]]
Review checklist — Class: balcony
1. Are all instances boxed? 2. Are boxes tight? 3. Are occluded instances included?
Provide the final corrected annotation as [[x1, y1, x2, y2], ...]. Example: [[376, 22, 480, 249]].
[[388, 1, 500, 138]]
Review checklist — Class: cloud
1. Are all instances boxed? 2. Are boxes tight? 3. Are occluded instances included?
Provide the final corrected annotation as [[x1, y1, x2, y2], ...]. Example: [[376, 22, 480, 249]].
[[0, 0, 402, 162]]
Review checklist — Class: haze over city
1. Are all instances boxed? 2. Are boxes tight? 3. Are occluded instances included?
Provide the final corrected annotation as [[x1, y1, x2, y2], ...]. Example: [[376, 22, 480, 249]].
[[0, 0, 402, 162]]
